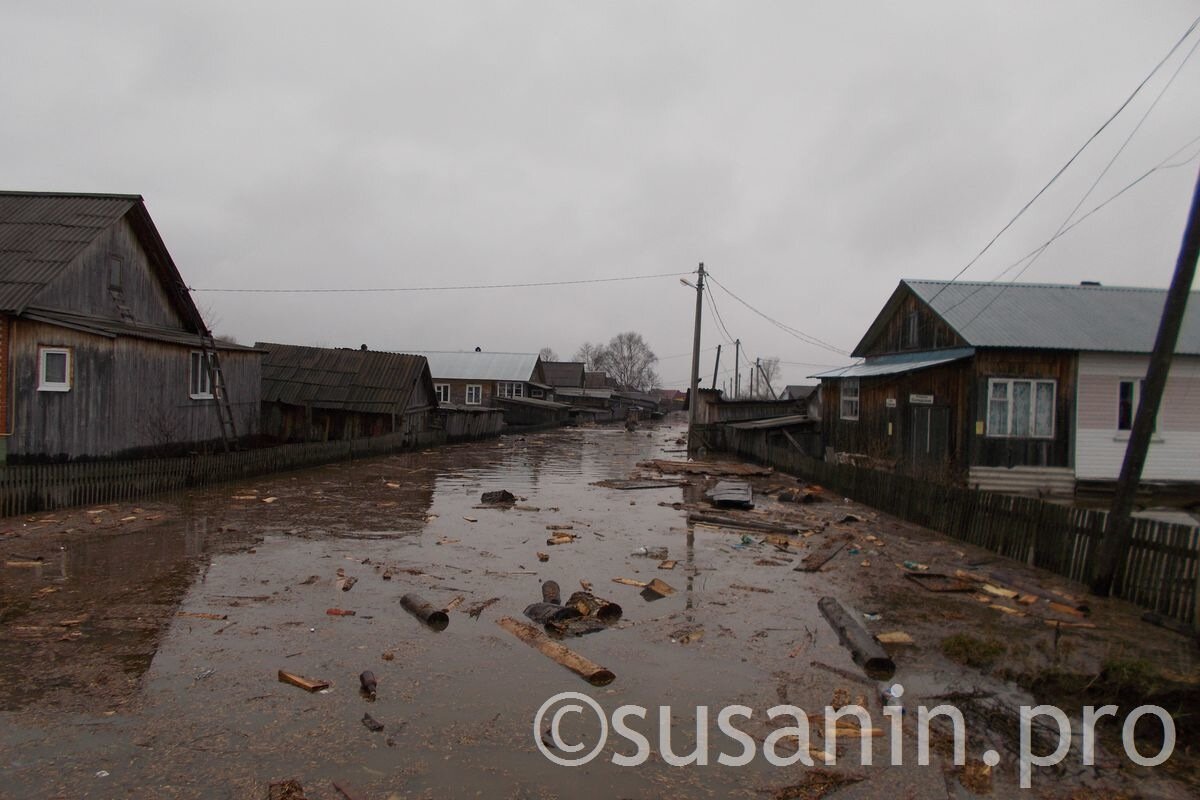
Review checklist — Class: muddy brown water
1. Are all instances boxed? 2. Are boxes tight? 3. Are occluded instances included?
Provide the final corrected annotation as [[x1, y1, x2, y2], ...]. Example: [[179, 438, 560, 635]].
[[1, 421, 1195, 799]]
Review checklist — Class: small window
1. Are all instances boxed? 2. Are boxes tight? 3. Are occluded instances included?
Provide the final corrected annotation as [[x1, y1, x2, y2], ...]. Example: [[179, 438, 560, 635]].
[[531, 388, 544, 399], [465, 384, 482, 405], [434, 383, 450, 404], [840, 378, 860, 420], [108, 255, 123, 290], [986, 378, 1055, 438], [903, 311, 919, 349], [1118, 379, 1156, 432], [38, 347, 71, 392], [496, 381, 525, 398], [189, 351, 213, 399]]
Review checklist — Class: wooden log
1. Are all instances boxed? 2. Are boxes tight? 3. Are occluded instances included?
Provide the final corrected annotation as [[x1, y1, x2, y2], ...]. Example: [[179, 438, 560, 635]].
[[817, 596, 896, 681], [687, 512, 800, 535], [175, 611, 228, 620], [278, 670, 330, 692], [400, 593, 449, 630], [496, 616, 615, 686]]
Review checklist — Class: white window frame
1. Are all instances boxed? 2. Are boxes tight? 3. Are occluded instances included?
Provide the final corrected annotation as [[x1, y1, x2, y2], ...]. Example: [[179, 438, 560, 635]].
[[434, 383, 450, 404], [1117, 378, 1157, 433], [840, 377, 859, 420], [189, 351, 214, 400], [496, 381, 524, 399], [465, 384, 482, 405], [986, 378, 1055, 439], [38, 347, 72, 392]]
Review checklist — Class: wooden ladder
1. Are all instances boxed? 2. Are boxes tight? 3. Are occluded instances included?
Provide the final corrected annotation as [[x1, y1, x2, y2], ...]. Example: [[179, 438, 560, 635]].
[[201, 335, 239, 452]]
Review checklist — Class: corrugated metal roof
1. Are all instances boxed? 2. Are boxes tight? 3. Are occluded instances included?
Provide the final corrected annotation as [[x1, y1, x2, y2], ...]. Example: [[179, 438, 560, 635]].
[[905, 280, 1200, 355], [726, 414, 813, 430], [258, 342, 431, 415], [416, 351, 539, 382], [541, 361, 585, 387], [0, 192, 140, 312], [810, 347, 976, 379]]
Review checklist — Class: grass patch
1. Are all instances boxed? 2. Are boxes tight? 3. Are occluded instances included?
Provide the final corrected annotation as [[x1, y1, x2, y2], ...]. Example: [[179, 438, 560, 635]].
[[941, 633, 1006, 669]]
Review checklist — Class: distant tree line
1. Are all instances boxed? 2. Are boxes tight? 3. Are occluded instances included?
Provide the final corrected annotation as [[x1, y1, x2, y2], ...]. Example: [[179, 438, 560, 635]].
[[540, 332, 660, 392]]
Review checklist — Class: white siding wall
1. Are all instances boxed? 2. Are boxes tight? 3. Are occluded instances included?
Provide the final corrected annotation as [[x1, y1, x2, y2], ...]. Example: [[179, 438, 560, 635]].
[[1075, 352, 1200, 480]]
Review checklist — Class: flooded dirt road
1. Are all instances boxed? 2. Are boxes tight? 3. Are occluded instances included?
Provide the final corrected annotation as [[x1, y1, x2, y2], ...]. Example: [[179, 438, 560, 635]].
[[1, 420, 1197, 799]]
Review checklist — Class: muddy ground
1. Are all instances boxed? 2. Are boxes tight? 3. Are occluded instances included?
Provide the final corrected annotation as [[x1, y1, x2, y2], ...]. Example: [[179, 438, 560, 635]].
[[0, 419, 1196, 799]]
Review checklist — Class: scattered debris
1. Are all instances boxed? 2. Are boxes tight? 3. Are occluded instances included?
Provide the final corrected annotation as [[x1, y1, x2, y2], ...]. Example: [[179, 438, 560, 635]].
[[496, 616, 615, 686], [546, 532, 576, 546], [904, 572, 974, 592], [670, 626, 705, 644], [359, 671, 377, 698], [901, 560, 929, 571], [325, 608, 356, 617], [769, 768, 863, 799], [875, 631, 914, 645], [175, 611, 228, 621], [445, 596, 466, 611], [480, 490, 517, 505], [268, 779, 308, 800], [611, 577, 676, 597], [795, 534, 851, 572], [688, 512, 799, 535], [298, 575, 320, 586], [465, 597, 500, 619], [640, 459, 773, 477], [591, 479, 688, 490], [817, 596, 896, 680], [400, 593, 449, 630], [338, 577, 358, 592], [277, 670, 330, 693], [706, 480, 754, 509], [536, 552, 549, 562], [838, 514, 861, 523], [730, 583, 774, 594], [631, 546, 668, 559], [658, 560, 677, 570], [545, 524, 574, 531], [462, 516, 478, 523], [565, 591, 622, 621]]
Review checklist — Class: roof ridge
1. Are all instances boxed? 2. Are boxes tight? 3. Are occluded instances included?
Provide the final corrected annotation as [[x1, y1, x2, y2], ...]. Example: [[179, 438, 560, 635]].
[[904, 278, 1187, 293], [0, 190, 143, 200]]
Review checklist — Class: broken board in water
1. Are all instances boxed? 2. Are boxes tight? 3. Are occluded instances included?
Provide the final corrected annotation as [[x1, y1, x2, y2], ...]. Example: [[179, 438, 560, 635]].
[[794, 534, 851, 572], [905, 572, 975, 592], [705, 480, 754, 509]]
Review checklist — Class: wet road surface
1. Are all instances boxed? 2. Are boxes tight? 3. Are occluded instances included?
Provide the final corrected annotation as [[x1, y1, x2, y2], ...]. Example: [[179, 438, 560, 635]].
[[1, 420, 1196, 799]]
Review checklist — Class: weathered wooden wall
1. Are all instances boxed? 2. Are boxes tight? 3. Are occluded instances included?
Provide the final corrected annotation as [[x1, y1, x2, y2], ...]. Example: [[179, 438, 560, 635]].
[[970, 349, 1076, 469], [859, 289, 967, 356], [8, 320, 260, 459]]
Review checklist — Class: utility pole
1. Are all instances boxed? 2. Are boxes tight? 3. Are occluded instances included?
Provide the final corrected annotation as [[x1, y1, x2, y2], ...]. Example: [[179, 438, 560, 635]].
[[686, 263, 706, 454], [758, 359, 779, 400], [1090, 166, 1200, 596], [711, 344, 721, 389], [733, 339, 741, 398]]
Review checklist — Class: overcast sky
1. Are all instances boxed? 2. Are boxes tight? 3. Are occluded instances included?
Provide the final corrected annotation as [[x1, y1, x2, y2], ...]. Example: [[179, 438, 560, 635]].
[[4, 2, 1199, 389]]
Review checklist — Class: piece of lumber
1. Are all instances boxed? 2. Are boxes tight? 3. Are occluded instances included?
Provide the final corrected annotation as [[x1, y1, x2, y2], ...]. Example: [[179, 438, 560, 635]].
[[496, 616, 615, 686], [175, 611, 228, 620], [688, 512, 799, 535], [795, 534, 851, 572], [817, 597, 895, 680], [278, 670, 329, 692]]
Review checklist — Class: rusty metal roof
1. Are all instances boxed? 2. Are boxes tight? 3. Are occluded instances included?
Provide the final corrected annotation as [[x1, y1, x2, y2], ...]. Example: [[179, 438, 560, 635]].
[[257, 342, 433, 415], [540, 361, 585, 387]]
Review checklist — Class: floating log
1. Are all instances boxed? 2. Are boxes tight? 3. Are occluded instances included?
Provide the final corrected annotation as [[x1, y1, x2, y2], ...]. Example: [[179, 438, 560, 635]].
[[611, 577, 675, 597], [904, 572, 974, 592], [817, 597, 895, 680], [278, 670, 330, 692], [687, 512, 799, 535], [176, 611, 228, 620], [359, 670, 377, 697], [481, 490, 517, 505], [496, 616, 615, 686], [542, 580, 562, 604], [400, 593, 449, 630]]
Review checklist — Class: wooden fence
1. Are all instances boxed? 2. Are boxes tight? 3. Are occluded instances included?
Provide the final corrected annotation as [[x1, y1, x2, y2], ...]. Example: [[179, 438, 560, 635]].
[[710, 424, 1200, 627], [0, 427, 469, 519]]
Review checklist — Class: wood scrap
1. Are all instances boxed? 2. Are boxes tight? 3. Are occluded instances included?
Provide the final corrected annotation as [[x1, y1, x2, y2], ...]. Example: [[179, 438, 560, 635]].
[[795, 534, 851, 572], [278, 670, 329, 692], [497, 616, 615, 686], [688, 512, 800, 535]]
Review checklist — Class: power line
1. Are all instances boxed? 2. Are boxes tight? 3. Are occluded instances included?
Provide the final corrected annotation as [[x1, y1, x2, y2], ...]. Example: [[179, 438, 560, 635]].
[[705, 286, 737, 345], [925, 11, 1200, 309], [706, 274, 849, 355], [192, 270, 691, 293]]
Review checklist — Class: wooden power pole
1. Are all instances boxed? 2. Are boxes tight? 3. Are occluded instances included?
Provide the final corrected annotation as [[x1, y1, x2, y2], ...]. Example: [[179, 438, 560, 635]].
[[1090, 166, 1200, 596], [686, 263, 706, 454]]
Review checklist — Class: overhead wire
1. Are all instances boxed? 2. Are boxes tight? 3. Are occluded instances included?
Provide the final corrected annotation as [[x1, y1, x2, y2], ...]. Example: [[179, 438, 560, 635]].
[[923, 11, 1200, 309], [706, 273, 849, 355], [191, 270, 692, 293]]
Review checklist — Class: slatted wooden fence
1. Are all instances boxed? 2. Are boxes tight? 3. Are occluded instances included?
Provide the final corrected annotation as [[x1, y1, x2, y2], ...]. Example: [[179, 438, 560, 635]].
[[712, 424, 1200, 627], [0, 428, 451, 519]]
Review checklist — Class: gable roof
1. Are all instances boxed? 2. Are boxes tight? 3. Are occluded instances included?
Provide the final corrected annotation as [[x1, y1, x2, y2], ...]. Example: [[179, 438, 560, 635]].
[[541, 360, 585, 387], [853, 279, 1200, 357], [782, 384, 818, 400], [0, 191, 208, 333], [417, 351, 540, 382], [258, 342, 432, 414]]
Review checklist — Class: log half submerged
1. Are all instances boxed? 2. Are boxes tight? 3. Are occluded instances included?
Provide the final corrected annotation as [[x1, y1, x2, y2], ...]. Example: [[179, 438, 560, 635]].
[[497, 616, 616, 686]]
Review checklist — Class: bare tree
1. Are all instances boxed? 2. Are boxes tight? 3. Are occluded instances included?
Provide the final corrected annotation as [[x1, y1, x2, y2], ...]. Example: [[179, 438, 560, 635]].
[[573, 342, 606, 372], [538, 347, 558, 362], [599, 332, 659, 392], [754, 357, 782, 399]]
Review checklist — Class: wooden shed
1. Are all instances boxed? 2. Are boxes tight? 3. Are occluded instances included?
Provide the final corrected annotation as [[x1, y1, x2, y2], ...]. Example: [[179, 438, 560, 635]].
[[0, 191, 261, 461], [257, 342, 437, 444]]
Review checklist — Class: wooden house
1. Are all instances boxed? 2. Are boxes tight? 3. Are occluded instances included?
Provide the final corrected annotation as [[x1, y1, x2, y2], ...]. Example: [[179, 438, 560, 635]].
[[541, 361, 585, 390], [0, 191, 261, 461], [257, 343, 437, 443], [815, 280, 1200, 496], [418, 350, 569, 429]]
